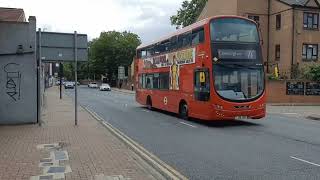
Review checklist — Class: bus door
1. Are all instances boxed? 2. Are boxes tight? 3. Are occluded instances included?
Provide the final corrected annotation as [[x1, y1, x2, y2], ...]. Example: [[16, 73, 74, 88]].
[[191, 68, 210, 117], [194, 69, 210, 102]]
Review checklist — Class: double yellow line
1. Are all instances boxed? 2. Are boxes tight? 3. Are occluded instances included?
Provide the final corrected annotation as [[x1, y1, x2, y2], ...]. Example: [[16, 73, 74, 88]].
[[84, 106, 188, 180]]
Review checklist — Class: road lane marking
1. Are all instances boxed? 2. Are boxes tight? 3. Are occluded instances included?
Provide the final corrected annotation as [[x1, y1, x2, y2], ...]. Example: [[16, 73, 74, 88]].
[[290, 156, 320, 167], [142, 109, 150, 113], [282, 113, 298, 115], [179, 122, 197, 128], [83, 106, 188, 180]]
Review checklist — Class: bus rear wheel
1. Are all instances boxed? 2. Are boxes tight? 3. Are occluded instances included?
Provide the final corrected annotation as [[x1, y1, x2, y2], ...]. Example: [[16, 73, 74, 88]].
[[179, 102, 188, 120], [146, 96, 153, 110]]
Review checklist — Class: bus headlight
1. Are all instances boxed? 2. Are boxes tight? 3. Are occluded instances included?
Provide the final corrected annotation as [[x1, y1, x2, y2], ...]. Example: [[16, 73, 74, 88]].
[[214, 104, 224, 110], [259, 104, 265, 108]]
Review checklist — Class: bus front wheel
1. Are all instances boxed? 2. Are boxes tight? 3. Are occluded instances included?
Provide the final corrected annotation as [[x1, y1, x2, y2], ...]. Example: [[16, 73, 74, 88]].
[[146, 96, 153, 110], [179, 101, 188, 120]]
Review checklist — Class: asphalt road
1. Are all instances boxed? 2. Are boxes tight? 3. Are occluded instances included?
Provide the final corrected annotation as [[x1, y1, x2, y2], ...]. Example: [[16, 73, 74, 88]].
[[65, 86, 320, 180]]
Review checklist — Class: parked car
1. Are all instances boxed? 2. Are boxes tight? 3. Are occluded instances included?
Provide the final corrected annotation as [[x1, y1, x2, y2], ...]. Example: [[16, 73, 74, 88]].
[[88, 82, 98, 88], [99, 83, 111, 91], [55, 80, 64, 86], [64, 82, 75, 89], [69, 81, 80, 86]]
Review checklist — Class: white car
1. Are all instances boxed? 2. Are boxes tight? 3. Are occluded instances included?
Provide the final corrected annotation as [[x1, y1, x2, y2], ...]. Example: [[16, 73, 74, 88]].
[[64, 82, 75, 89], [99, 83, 111, 91], [70, 81, 80, 86], [88, 82, 98, 88]]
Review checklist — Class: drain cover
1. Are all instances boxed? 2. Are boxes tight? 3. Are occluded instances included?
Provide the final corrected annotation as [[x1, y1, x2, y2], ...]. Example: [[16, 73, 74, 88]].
[[47, 167, 65, 174], [43, 165, 72, 174], [50, 151, 69, 161], [40, 159, 52, 163], [37, 143, 60, 150], [39, 159, 59, 167], [41, 163, 54, 167], [39, 175, 53, 180], [30, 173, 65, 180]]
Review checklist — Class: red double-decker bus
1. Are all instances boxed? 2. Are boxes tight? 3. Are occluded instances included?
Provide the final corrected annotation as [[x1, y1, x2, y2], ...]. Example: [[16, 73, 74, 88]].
[[135, 16, 266, 121]]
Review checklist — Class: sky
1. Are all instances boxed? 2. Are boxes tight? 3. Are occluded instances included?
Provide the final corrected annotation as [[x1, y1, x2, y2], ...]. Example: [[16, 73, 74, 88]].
[[0, 0, 184, 43]]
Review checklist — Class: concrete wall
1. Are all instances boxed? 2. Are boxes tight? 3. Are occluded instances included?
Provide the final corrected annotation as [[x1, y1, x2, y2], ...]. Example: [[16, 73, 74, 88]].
[[0, 17, 38, 124]]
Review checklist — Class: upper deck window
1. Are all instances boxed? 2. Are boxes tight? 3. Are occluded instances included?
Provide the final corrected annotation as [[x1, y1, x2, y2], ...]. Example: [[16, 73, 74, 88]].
[[210, 18, 259, 43], [137, 26, 205, 58]]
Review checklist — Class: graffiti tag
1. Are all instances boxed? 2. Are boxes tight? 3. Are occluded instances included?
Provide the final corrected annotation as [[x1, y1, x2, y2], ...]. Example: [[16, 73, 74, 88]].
[[4, 63, 21, 101]]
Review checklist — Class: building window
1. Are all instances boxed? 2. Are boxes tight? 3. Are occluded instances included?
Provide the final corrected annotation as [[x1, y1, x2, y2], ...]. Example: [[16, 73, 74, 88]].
[[275, 45, 280, 61], [276, 14, 281, 30], [303, 12, 319, 29], [302, 44, 318, 60], [248, 15, 260, 23]]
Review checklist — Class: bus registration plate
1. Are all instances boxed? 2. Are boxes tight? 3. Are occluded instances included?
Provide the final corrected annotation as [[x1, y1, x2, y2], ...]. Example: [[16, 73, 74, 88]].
[[235, 116, 248, 120]]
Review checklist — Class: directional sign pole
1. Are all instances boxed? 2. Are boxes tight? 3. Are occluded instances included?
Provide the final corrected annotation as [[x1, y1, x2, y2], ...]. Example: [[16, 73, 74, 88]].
[[74, 31, 78, 126], [59, 62, 63, 99], [38, 28, 42, 125]]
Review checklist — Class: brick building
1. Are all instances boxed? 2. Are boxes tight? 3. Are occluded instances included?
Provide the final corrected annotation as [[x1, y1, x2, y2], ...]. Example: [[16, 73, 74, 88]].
[[198, 0, 320, 78]]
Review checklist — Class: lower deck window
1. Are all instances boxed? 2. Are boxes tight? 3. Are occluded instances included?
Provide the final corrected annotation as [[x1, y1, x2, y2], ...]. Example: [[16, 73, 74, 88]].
[[139, 72, 169, 90]]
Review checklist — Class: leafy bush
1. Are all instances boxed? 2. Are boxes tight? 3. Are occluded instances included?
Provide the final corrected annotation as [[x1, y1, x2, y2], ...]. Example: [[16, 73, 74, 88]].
[[267, 74, 279, 80], [304, 64, 320, 81]]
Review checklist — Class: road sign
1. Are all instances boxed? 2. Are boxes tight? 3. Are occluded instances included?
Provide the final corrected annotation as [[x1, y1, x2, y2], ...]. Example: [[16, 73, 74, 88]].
[[37, 32, 88, 62], [118, 66, 125, 80]]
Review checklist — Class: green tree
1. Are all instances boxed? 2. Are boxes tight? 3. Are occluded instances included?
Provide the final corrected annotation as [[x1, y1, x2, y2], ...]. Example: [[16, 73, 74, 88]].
[[63, 62, 74, 81], [305, 64, 320, 81], [89, 31, 141, 81], [170, 0, 208, 28]]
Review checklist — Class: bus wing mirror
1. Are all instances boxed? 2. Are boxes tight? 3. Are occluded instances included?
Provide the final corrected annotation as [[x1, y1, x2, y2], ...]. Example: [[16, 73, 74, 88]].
[[259, 28, 263, 45]]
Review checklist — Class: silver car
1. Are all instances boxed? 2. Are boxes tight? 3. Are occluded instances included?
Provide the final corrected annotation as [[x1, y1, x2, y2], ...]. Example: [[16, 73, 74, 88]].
[[99, 83, 111, 91], [88, 82, 98, 88], [64, 82, 75, 89]]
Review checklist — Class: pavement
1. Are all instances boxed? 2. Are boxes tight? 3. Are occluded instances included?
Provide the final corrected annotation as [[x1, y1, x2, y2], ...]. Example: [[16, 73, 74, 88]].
[[267, 105, 320, 120], [112, 88, 135, 94], [0, 87, 166, 180], [65, 86, 320, 180]]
